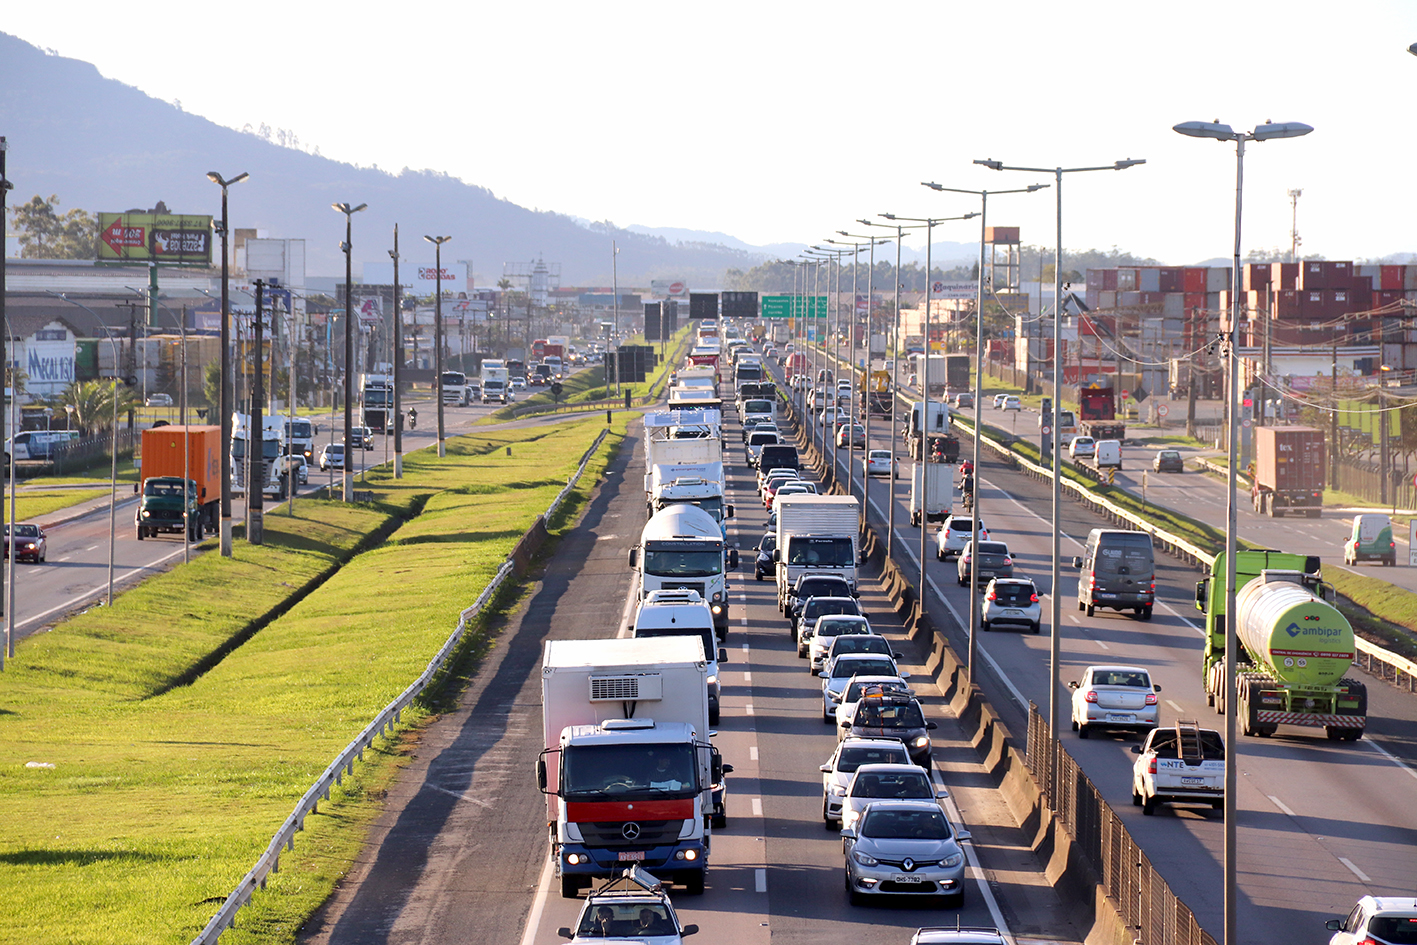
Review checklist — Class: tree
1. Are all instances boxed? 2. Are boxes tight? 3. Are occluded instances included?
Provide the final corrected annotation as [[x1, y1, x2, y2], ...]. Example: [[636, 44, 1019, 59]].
[[9, 194, 97, 259], [55, 379, 140, 433]]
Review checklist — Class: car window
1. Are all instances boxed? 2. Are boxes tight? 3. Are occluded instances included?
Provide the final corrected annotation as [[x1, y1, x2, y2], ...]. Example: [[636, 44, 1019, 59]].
[[1367, 917, 1417, 943], [837, 745, 909, 771], [832, 658, 895, 679], [844, 680, 907, 702], [831, 636, 889, 656], [948, 519, 977, 532], [977, 542, 1009, 555], [852, 771, 933, 798], [1092, 670, 1150, 688], [861, 808, 951, 840], [992, 583, 1035, 603]]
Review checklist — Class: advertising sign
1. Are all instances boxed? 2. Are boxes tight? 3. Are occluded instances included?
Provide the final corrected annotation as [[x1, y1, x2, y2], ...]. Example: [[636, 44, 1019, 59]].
[[650, 279, 689, 298], [97, 212, 213, 265]]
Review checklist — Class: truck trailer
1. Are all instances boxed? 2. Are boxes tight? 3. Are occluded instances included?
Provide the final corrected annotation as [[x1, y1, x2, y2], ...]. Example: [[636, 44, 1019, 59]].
[[136, 425, 222, 540], [1078, 386, 1125, 441], [1251, 426, 1324, 518]]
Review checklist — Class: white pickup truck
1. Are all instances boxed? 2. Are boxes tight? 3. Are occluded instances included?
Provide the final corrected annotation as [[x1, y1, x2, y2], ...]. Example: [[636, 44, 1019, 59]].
[[1131, 722, 1225, 817]]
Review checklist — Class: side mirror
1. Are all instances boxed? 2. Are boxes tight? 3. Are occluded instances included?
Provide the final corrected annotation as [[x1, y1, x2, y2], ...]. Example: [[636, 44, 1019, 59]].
[[839, 720, 851, 728], [899, 671, 911, 680], [772, 549, 781, 562], [1153, 685, 1162, 693], [954, 826, 972, 842], [727, 505, 735, 519], [628, 548, 638, 568], [926, 721, 938, 730], [1325, 920, 1344, 932], [681, 925, 699, 937], [1067, 681, 1079, 689], [721, 764, 734, 775], [851, 589, 861, 598], [839, 827, 856, 839], [1071, 556, 1083, 569], [818, 671, 829, 678], [819, 763, 833, 772], [728, 549, 739, 569], [1130, 745, 1143, 754], [536, 758, 548, 792], [718, 648, 728, 664], [556, 928, 574, 940]]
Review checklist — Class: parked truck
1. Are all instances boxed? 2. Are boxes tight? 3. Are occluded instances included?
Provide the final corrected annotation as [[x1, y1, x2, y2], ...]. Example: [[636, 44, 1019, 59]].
[[538, 636, 722, 898], [1078, 386, 1125, 441], [1196, 550, 1366, 740], [630, 504, 735, 640], [774, 494, 861, 611], [136, 425, 222, 541], [1251, 426, 1324, 518], [909, 462, 958, 526]]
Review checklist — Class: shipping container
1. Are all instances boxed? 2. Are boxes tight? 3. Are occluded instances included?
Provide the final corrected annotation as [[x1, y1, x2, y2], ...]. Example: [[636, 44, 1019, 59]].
[[1087, 270, 1104, 290], [1381, 266, 1404, 290], [1298, 261, 1327, 290], [1206, 291, 1222, 312], [1139, 268, 1161, 292], [1328, 261, 1353, 286], [1242, 263, 1270, 292], [1120, 291, 1142, 307], [1102, 269, 1118, 290], [1207, 267, 1232, 293], [1184, 292, 1205, 313], [1098, 290, 1116, 309], [1163, 293, 1185, 317], [1406, 266, 1417, 291], [1116, 269, 1138, 291], [1254, 426, 1325, 491], [1271, 263, 1299, 290], [1159, 268, 1183, 292], [1183, 268, 1205, 293], [1085, 289, 1100, 309]]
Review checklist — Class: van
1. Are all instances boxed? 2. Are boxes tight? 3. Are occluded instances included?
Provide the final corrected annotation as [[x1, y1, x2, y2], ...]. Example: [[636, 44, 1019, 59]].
[[1094, 439, 1122, 469], [1344, 513, 1395, 566], [4, 430, 80, 463], [1072, 528, 1155, 619]]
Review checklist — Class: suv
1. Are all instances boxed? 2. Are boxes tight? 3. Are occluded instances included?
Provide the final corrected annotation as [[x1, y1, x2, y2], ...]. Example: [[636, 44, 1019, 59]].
[[785, 573, 856, 623], [1326, 897, 1417, 945], [981, 578, 1041, 634], [935, 515, 987, 561], [840, 686, 936, 766], [794, 597, 864, 650]]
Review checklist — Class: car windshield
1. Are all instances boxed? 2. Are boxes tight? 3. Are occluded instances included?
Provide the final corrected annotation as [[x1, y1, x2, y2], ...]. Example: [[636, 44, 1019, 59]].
[[836, 745, 909, 772], [576, 902, 674, 936], [1159, 451, 1180, 460], [1096, 537, 1153, 575], [1367, 918, 1417, 943], [852, 771, 934, 799], [758, 534, 776, 554], [855, 701, 925, 728], [805, 599, 858, 620], [831, 636, 889, 656], [798, 580, 849, 599], [861, 808, 951, 840], [6, 525, 39, 537], [143, 482, 190, 497], [869, 451, 890, 460], [831, 658, 895, 679], [1148, 730, 1226, 760], [1091, 670, 1151, 688], [815, 618, 868, 637], [844, 679, 908, 702]]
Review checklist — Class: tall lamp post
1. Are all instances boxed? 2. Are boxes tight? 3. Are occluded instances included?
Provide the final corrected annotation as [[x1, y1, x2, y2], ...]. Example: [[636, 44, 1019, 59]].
[[805, 245, 853, 479], [425, 235, 452, 458], [206, 170, 248, 556], [973, 155, 1144, 781], [1172, 117, 1311, 945], [922, 180, 1048, 685], [390, 226, 404, 478], [332, 201, 367, 500], [1, 136, 10, 659], [835, 231, 894, 537]]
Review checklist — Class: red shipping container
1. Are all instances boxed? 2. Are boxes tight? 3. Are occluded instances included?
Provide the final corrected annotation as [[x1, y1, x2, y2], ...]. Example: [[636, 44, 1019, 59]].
[[1271, 262, 1299, 290], [1159, 268, 1183, 292], [1242, 264, 1269, 291], [1298, 261, 1327, 290], [1328, 261, 1352, 286], [1377, 289, 1403, 307], [1102, 269, 1117, 290], [1382, 265, 1404, 290], [1184, 268, 1207, 293], [1184, 292, 1205, 312]]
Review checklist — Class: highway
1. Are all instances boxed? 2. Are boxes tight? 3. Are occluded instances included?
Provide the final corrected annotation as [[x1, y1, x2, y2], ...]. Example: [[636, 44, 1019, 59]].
[[791, 357, 1417, 943]]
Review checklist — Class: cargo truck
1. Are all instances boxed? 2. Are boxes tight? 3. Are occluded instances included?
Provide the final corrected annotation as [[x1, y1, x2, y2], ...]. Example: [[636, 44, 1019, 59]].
[[230, 413, 287, 499], [1196, 551, 1366, 740], [905, 401, 957, 461], [359, 373, 395, 431], [1078, 386, 1125, 441], [480, 361, 510, 404], [538, 636, 722, 897], [136, 425, 222, 540], [858, 368, 893, 416], [775, 494, 861, 612], [909, 462, 958, 526], [630, 505, 735, 639], [1251, 426, 1324, 518]]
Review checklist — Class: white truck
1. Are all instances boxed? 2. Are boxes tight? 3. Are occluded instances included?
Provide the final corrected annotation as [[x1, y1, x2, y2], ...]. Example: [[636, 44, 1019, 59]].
[[905, 400, 953, 460], [632, 589, 727, 724], [230, 412, 288, 499], [643, 417, 730, 537], [775, 494, 861, 611], [909, 462, 958, 527], [480, 360, 510, 404], [1130, 721, 1226, 816], [630, 504, 736, 640], [538, 636, 722, 898]]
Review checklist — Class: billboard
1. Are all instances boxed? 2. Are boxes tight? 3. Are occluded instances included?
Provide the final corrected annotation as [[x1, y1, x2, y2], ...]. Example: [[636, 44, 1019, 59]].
[[362, 260, 467, 297], [98, 212, 213, 265], [650, 279, 689, 298]]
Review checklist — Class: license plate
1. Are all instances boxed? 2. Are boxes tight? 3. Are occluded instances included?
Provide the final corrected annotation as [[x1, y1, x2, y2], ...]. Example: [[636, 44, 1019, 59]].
[[618, 851, 646, 862], [1107, 714, 1133, 722], [892, 874, 924, 884], [1180, 777, 1204, 786], [1003, 609, 1022, 615]]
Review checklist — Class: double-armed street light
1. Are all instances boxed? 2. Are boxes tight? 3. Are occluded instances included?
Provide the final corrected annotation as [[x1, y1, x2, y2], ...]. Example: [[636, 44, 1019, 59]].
[[425, 235, 452, 458], [1172, 116, 1312, 945], [206, 170, 248, 555], [332, 202, 367, 501]]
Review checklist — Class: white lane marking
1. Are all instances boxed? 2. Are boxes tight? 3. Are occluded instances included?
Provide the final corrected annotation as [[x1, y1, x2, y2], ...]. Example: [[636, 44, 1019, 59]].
[[749, 746, 758, 761], [743, 671, 752, 683], [1361, 736, 1417, 782], [1094, 639, 1110, 650], [751, 797, 763, 817], [84, 544, 99, 552], [1268, 795, 1297, 817], [738, 594, 748, 602], [741, 643, 750, 652], [516, 852, 556, 945], [740, 617, 749, 626], [1339, 857, 1372, 883], [932, 768, 1017, 944], [57, 556, 70, 562], [744, 704, 754, 716], [1166, 700, 1186, 714], [754, 868, 767, 893]]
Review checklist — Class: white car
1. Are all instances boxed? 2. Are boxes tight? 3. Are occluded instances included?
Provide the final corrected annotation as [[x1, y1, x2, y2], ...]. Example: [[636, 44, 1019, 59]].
[[935, 514, 987, 561], [992, 393, 1010, 408], [1131, 725, 1225, 816], [806, 614, 876, 672], [819, 737, 912, 826], [981, 578, 1041, 633], [563, 866, 697, 942], [144, 393, 174, 407], [819, 653, 908, 722], [318, 443, 345, 471], [839, 763, 948, 830], [1070, 664, 1161, 738], [1326, 896, 1417, 945], [864, 449, 893, 477], [511, 377, 526, 390], [1068, 436, 1096, 460], [758, 467, 797, 494], [1001, 395, 1021, 410]]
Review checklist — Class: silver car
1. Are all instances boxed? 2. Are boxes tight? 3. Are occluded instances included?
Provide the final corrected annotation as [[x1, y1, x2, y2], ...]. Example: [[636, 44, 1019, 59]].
[[842, 800, 968, 907], [806, 614, 875, 671], [820, 654, 907, 723], [819, 737, 912, 827], [956, 539, 1013, 587], [839, 763, 948, 831], [1068, 664, 1161, 738]]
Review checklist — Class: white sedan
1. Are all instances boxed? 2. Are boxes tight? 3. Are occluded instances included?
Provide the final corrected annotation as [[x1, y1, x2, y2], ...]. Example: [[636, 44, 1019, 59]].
[[863, 449, 894, 477], [1068, 664, 1161, 738]]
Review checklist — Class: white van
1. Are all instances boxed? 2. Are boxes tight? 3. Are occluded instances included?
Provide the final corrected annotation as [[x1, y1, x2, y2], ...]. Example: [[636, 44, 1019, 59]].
[[4, 430, 80, 463], [1094, 439, 1122, 469]]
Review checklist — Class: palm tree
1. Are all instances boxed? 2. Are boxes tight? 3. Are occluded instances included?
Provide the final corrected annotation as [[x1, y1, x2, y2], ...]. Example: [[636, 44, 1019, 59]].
[[56, 379, 140, 433]]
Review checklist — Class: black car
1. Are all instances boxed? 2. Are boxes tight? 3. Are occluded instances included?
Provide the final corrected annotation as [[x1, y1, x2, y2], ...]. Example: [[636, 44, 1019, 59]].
[[755, 534, 777, 581], [842, 687, 937, 767], [786, 573, 856, 625], [1153, 449, 1185, 473], [794, 596, 864, 647]]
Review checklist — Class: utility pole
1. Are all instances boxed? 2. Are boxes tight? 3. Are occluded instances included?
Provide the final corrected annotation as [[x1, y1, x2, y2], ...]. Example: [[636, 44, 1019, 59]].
[[0, 136, 9, 652], [249, 281, 265, 545], [1331, 342, 1339, 489], [1288, 188, 1303, 264]]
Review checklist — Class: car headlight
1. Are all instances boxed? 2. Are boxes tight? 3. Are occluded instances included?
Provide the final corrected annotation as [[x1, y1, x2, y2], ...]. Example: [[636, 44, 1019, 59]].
[[711, 604, 723, 614], [140, 510, 151, 518], [828, 784, 847, 796], [912, 735, 931, 748], [851, 850, 878, 867], [706, 675, 718, 686], [939, 852, 964, 868]]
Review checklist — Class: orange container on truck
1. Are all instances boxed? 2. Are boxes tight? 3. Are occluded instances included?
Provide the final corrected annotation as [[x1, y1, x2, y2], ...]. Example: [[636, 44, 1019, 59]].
[[137, 425, 222, 540]]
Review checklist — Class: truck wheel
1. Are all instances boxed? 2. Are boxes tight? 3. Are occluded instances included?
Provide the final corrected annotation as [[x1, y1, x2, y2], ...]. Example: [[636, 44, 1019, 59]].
[[1140, 605, 1153, 621], [136, 528, 145, 541], [560, 875, 581, 899], [713, 809, 727, 830], [709, 707, 720, 725]]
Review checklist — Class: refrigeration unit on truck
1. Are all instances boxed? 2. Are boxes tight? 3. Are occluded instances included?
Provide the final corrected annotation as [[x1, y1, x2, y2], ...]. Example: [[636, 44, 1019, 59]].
[[630, 504, 736, 640], [538, 636, 723, 898], [136, 425, 222, 541], [775, 494, 861, 611], [1251, 426, 1324, 518], [1196, 550, 1366, 740]]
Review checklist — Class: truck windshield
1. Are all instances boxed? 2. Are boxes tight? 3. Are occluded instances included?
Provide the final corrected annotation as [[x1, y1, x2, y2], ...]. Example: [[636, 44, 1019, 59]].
[[562, 744, 699, 796], [364, 388, 392, 407], [643, 547, 722, 577], [289, 420, 313, 438], [144, 481, 191, 497], [788, 537, 853, 567], [743, 400, 773, 414]]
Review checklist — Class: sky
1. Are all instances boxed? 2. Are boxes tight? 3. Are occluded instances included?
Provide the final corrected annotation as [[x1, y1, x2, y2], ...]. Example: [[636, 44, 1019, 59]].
[[8, 1, 1417, 264]]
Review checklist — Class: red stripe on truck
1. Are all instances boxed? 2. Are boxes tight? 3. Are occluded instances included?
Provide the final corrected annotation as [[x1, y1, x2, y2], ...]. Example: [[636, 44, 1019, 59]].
[[566, 799, 694, 822]]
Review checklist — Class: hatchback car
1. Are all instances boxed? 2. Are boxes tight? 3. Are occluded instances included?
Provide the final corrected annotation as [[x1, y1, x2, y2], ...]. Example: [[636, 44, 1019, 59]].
[[953, 392, 974, 409], [840, 687, 935, 766], [1068, 436, 1096, 459], [754, 533, 776, 581], [821, 654, 908, 722], [1001, 395, 1021, 411], [822, 632, 897, 673], [758, 466, 798, 494], [820, 737, 913, 826], [1153, 449, 1184, 473], [836, 423, 867, 449], [351, 425, 375, 450], [935, 515, 987, 561], [4, 523, 47, 563], [981, 578, 1041, 633], [911, 927, 1007, 945], [840, 763, 948, 830], [805, 613, 875, 666], [144, 393, 174, 407], [1326, 896, 1417, 945], [864, 449, 894, 478], [1069, 664, 1161, 738], [785, 573, 857, 623], [957, 539, 1014, 586], [842, 801, 966, 907], [561, 866, 698, 942], [318, 443, 346, 470]]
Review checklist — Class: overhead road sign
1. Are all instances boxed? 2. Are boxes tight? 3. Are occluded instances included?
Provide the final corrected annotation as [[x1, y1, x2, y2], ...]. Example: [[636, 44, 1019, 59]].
[[760, 295, 827, 318]]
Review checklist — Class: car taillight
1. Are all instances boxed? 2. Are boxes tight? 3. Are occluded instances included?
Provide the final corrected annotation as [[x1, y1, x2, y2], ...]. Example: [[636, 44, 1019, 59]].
[[1084, 691, 1098, 703], [1145, 693, 1158, 705], [1030, 593, 1039, 603], [1148, 759, 1157, 775]]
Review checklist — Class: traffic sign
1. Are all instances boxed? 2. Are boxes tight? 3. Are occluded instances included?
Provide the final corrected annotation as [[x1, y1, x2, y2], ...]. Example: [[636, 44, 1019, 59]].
[[760, 295, 827, 319], [1156, 404, 1169, 418], [1042, 426, 1052, 435], [1120, 390, 1130, 400], [1241, 417, 1253, 429]]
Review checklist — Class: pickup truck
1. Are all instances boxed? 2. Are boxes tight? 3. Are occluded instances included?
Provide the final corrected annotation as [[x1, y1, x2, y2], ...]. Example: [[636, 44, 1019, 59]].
[[1131, 722, 1225, 816]]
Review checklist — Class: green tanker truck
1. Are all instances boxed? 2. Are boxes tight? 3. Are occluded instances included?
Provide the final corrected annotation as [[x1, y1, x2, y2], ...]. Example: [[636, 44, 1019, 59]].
[[1196, 550, 1366, 740]]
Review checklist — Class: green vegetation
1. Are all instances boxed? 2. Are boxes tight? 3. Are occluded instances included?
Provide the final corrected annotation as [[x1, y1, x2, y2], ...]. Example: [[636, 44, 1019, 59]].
[[0, 415, 624, 944], [2, 487, 110, 521], [1325, 569, 1417, 662]]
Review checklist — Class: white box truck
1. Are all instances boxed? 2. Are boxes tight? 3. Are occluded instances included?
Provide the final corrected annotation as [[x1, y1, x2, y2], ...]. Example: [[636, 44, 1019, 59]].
[[775, 494, 861, 611], [909, 462, 958, 526], [538, 636, 721, 898], [630, 504, 736, 639]]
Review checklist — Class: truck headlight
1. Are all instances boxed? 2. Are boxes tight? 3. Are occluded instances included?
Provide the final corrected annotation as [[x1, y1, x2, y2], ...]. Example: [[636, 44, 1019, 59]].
[[711, 604, 723, 615], [711, 591, 724, 602], [140, 510, 151, 518], [706, 675, 718, 686]]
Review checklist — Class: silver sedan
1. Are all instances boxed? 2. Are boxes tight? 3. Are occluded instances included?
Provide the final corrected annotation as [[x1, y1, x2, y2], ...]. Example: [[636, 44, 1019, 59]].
[[842, 800, 967, 906]]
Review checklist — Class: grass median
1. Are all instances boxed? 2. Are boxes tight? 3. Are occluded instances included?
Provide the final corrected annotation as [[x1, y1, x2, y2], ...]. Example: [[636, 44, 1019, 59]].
[[0, 413, 625, 945]]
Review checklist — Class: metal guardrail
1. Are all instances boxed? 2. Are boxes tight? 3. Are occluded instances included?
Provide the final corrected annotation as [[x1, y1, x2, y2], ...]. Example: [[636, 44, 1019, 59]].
[[190, 427, 612, 944]]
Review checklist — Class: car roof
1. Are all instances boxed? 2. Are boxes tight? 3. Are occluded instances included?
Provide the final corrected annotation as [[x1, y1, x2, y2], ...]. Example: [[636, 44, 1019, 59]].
[[988, 577, 1035, 587], [1359, 896, 1417, 912], [856, 798, 945, 813], [840, 735, 911, 750], [852, 762, 929, 776], [912, 927, 1006, 945], [816, 614, 870, 625], [1082, 664, 1152, 675]]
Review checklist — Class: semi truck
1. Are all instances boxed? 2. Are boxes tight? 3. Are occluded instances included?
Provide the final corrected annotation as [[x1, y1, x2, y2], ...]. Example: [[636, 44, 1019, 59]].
[[909, 462, 958, 526], [905, 401, 957, 461], [629, 504, 734, 640], [538, 636, 722, 897], [1251, 426, 1324, 518], [1196, 550, 1366, 740], [230, 413, 287, 499], [480, 361, 510, 404], [440, 370, 470, 406], [359, 373, 395, 431], [774, 494, 861, 611], [136, 425, 222, 541], [1078, 386, 1125, 441]]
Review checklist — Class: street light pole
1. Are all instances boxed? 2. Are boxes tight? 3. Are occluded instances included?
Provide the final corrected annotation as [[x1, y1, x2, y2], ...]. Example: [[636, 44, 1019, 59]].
[[612, 241, 620, 395], [332, 202, 367, 500], [426, 235, 452, 458], [390, 226, 404, 478], [206, 170, 248, 556], [1173, 117, 1311, 945], [0, 136, 9, 656]]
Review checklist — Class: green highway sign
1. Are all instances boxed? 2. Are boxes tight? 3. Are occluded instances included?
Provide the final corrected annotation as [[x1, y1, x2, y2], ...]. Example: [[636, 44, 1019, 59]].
[[760, 295, 827, 318]]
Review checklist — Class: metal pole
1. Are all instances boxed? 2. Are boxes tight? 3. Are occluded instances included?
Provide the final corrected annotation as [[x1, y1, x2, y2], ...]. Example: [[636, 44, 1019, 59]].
[[1223, 135, 1245, 945], [392, 226, 404, 478], [1049, 169, 1063, 803], [216, 180, 234, 555], [968, 193, 988, 689], [889, 228, 903, 558], [427, 235, 451, 458], [0, 135, 9, 655], [862, 239, 876, 536], [848, 245, 860, 507], [250, 281, 265, 545], [919, 221, 933, 622], [183, 306, 191, 561], [108, 372, 118, 603], [612, 240, 620, 395]]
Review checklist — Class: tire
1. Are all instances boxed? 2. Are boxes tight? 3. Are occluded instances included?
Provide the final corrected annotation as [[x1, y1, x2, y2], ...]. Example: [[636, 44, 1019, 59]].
[[712, 811, 727, 830], [1211, 799, 1225, 811], [1133, 789, 1142, 807], [1140, 605, 1153, 620], [1030, 622, 1041, 634], [1077, 600, 1085, 613], [1085, 603, 1095, 617], [981, 619, 991, 632], [1071, 719, 1079, 731], [936, 547, 945, 562], [682, 869, 706, 895], [949, 890, 965, 909], [136, 528, 145, 541], [1141, 795, 1157, 816], [560, 875, 581, 899], [709, 707, 720, 725], [957, 574, 967, 587], [824, 707, 834, 723], [1078, 723, 1090, 739]]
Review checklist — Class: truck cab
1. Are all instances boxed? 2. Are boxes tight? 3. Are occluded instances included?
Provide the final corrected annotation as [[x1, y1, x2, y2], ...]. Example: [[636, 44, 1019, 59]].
[[136, 476, 202, 542], [630, 504, 735, 639], [649, 476, 734, 541]]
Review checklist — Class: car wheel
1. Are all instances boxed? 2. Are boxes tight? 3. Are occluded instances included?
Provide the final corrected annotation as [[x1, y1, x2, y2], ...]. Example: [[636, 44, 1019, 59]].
[[949, 890, 965, 909], [981, 619, 991, 632], [1071, 719, 1079, 731], [1132, 788, 1142, 807], [713, 811, 727, 830], [1031, 622, 1041, 634], [957, 574, 966, 586], [824, 707, 834, 723], [1077, 600, 1085, 612], [1141, 795, 1157, 816], [1140, 605, 1153, 621], [709, 707, 720, 725], [936, 547, 945, 561], [1085, 604, 1095, 617], [1078, 723, 1090, 739]]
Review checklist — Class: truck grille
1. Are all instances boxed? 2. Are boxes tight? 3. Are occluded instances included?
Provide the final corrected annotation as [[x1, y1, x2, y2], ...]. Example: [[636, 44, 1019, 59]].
[[579, 820, 681, 847], [662, 582, 705, 597], [149, 509, 183, 521]]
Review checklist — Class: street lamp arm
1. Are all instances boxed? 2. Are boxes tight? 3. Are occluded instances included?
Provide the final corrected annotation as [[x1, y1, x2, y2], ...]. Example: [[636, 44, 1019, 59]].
[[974, 158, 1145, 174], [922, 182, 1051, 196]]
